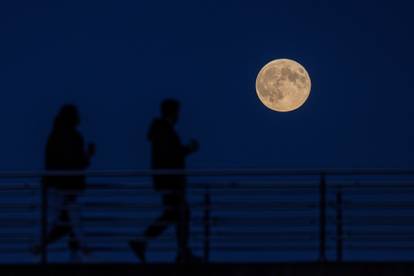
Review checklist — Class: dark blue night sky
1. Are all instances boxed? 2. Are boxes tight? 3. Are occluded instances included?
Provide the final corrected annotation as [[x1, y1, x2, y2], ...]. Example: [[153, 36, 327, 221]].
[[0, 0, 414, 171]]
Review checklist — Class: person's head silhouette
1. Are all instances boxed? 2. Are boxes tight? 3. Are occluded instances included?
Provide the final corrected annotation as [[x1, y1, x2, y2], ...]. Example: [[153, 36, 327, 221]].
[[161, 99, 180, 125], [54, 104, 80, 130]]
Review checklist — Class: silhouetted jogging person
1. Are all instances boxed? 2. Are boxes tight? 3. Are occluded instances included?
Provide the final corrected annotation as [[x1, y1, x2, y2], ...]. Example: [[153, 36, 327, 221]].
[[129, 99, 200, 263], [34, 104, 95, 255]]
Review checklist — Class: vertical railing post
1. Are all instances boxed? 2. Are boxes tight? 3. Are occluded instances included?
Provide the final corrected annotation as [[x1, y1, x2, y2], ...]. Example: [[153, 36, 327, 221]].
[[41, 181, 48, 265], [319, 173, 326, 262], [203, 184, 211, 263], [336, 188, 343, 262]]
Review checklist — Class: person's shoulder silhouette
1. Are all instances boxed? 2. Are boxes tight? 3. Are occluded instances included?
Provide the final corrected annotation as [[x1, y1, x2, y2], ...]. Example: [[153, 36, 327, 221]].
[[148, 99, 184, 170], [44, 104, 90, 191], [148, 117, 176, 144], [46, 105, 88, 169]]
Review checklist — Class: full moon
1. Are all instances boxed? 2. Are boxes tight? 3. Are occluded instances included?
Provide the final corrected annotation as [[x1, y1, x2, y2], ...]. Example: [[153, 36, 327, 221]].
[[256, 59, 311, 112]]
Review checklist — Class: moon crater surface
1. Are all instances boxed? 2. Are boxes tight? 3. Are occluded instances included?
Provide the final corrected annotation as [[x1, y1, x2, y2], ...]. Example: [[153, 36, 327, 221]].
[[256, 59, 311, 112]]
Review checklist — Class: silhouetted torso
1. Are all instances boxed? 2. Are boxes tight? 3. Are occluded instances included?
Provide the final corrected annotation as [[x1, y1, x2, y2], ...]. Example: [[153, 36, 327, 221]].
[[148, 118, 186, 169], [43, 127, 89, 191], [148, 118, 186, 191]]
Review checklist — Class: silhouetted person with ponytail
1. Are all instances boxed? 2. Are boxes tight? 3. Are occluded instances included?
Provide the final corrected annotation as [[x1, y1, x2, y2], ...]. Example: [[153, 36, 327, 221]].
[[129, 99, 200, 263], [33, 104, 95, 257]]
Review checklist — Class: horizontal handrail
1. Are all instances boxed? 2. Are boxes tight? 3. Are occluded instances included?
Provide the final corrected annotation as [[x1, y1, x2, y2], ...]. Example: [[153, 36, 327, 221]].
[[0, 168, 414, 178]]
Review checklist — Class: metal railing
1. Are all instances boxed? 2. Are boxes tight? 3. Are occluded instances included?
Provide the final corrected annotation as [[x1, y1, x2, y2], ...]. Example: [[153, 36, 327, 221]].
[[0, 169, 413, 263]]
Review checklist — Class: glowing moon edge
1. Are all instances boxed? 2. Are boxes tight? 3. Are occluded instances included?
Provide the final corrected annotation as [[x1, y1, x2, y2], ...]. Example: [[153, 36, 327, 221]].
[[255, 58, 311, 112]]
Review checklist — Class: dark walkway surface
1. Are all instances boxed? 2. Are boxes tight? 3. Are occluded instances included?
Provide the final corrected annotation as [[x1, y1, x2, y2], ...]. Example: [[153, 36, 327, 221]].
[[1, 263, 414, 276]]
